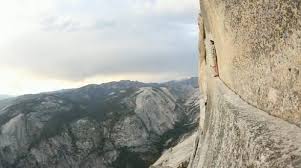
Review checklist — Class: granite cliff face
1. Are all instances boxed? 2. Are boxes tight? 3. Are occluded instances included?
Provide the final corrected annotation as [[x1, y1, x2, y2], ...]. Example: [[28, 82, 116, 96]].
[[189, 0, 301, 167], [151, 131, 197, 168], [150, 93, 205, 168], [0, 78, 200, 168]]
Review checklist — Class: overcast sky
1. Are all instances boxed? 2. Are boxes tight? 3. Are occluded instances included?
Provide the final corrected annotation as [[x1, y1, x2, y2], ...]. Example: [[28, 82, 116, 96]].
[[0, 0, 199, 95]]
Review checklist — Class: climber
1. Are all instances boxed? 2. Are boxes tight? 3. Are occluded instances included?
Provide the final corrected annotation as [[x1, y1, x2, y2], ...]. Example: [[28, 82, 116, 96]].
[[210, 40, 219, 77]]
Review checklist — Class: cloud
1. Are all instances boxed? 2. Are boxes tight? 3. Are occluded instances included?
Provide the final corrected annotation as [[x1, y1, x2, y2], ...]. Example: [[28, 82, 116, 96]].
[[0, 0, 199, 94]]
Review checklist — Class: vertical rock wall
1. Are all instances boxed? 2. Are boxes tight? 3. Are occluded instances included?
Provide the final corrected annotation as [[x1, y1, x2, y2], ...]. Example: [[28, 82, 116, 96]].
[[190, 0, 301, 167], [200, 0, 301, 126]]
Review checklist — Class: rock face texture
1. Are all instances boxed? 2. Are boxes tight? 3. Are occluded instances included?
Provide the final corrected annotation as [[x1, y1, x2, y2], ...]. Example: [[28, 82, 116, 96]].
[[200, 0, 301, 126], [190, 0, 301, 167], [151, 131, 197, 168], [189, 78, 301, 168], [0, 78, 200, 168]]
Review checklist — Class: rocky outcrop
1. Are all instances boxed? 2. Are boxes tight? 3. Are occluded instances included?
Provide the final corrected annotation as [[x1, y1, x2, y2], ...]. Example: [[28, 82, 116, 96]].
[[0, 78, 200, 168], [151, 131, 197, 168], [190, 0, 301, 167], [189, 78, 301, 168], [150, 91, 205, 168], [199, 0, 301, 126]]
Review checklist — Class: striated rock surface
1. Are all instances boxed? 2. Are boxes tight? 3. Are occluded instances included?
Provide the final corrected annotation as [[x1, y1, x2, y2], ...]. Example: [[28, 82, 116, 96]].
[[151, 131, 197, 168], [190, 0, 301, 167], [150, 91, 205, 168], [199, 0, 301, 126], [189, 78, 301, 168], [0, 78, 200, 168]]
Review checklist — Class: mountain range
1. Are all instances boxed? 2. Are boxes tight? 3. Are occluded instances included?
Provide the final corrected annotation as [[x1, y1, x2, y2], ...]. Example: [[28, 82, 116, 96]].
[[0, 95, 11, 101], [0, 78, 202, 168]]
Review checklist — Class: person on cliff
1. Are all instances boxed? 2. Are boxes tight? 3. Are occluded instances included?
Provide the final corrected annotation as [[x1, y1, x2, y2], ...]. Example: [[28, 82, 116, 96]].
[[209, 40, 219, 77]]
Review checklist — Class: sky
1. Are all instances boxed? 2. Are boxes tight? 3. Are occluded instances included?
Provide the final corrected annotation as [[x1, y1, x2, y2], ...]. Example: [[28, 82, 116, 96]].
[[0, 0, 199, 95]]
